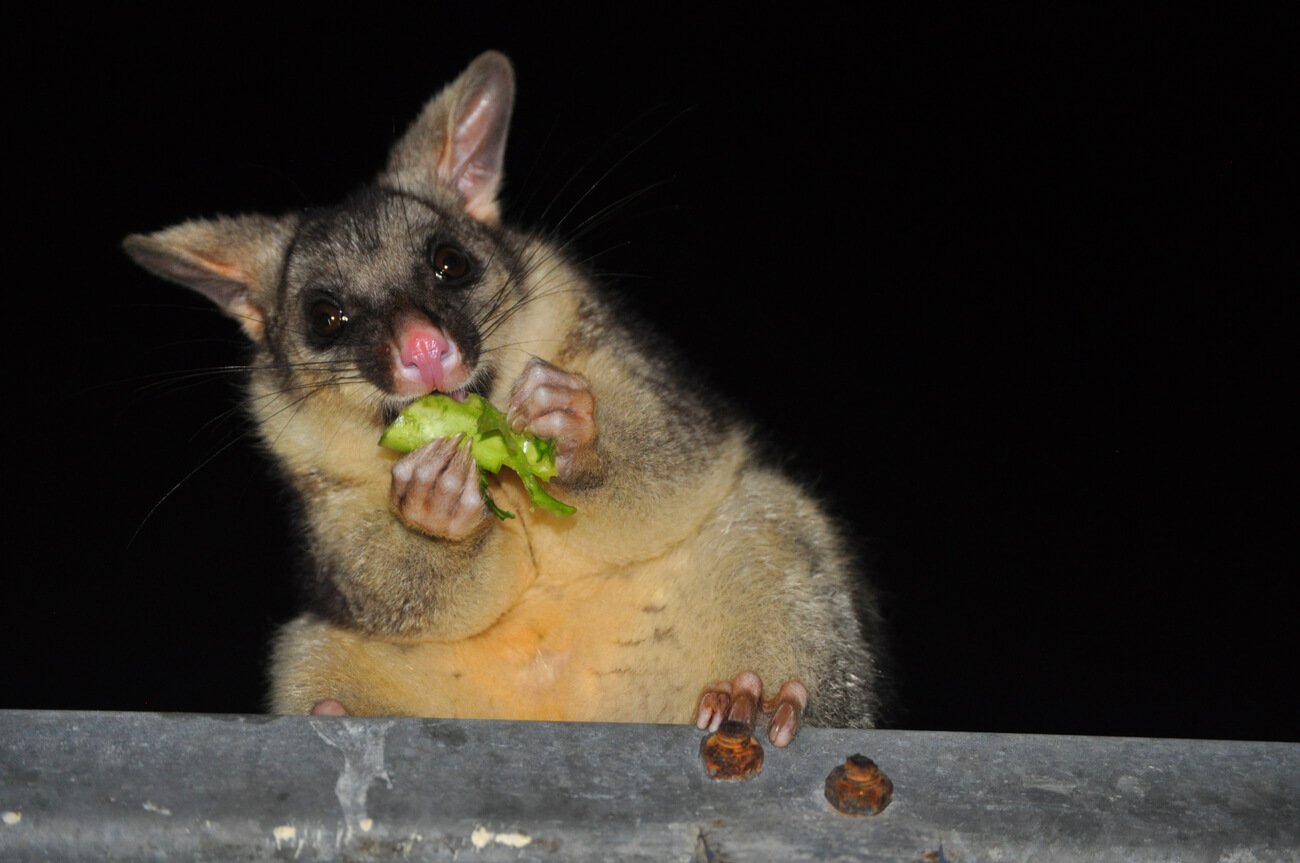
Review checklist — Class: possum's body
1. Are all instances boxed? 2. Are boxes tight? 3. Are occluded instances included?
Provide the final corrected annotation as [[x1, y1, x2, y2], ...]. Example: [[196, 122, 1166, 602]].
[[125, 51, 884, 736]]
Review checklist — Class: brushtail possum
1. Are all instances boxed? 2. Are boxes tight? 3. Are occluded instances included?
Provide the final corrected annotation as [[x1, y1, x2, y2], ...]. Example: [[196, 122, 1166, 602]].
[[124, 51, 884, 744]]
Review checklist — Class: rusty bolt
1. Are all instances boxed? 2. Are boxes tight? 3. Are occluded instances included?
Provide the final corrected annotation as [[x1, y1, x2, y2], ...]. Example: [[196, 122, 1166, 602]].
[[700, 720, 764, 780], [824, 753, 893, 815]]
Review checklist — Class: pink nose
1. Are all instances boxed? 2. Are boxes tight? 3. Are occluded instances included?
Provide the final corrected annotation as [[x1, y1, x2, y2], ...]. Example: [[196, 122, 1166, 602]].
[[403, 333, 445, 389], [398, 322, 454, 392]]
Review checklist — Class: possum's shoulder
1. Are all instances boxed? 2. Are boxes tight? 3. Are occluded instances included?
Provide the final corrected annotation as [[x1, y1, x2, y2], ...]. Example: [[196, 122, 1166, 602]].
[[557, 285, 750, 433]]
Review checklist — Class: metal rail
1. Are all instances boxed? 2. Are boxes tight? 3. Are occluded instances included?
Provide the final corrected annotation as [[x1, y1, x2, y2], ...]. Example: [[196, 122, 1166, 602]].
[[1, 710, 1296, 860]]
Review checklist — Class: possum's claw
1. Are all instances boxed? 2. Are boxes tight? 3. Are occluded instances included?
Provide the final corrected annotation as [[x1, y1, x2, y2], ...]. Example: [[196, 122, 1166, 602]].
[[763, 679, 809, 748], [695, 672, 808, 748], [696, 671, 762, 731]]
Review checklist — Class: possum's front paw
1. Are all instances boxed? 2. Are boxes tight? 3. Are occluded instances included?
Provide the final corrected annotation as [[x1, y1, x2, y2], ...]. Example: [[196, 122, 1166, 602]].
[[696, 672, 809, 748], [507, 357, 598, 478], [390, 434, 490, 540]]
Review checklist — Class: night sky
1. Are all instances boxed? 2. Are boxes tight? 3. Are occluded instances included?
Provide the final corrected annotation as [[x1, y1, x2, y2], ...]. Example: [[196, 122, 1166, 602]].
[[8, 9, 1294, 742]]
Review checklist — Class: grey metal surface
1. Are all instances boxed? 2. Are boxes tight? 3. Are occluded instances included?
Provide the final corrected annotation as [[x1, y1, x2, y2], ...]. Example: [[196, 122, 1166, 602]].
[[1, 710, 1296, 861]]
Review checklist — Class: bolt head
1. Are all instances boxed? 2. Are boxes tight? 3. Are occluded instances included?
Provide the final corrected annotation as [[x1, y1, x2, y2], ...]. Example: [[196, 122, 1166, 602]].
[[825, 754, 894, 815], [700, 721, 764, 780]]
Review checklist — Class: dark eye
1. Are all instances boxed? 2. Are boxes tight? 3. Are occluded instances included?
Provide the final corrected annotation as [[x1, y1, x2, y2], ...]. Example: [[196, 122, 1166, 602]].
[[429, 242, 472, 282], [308, 300, 349, 338]]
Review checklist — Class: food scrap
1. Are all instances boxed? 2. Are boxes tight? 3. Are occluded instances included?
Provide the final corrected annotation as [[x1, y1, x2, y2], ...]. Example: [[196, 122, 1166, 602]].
[[381, 393, 575, 519]]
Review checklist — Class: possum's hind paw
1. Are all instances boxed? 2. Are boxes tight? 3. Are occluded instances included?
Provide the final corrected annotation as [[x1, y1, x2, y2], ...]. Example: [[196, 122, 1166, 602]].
[[310, 699, 349, 716], [695, 672, 808, 748]]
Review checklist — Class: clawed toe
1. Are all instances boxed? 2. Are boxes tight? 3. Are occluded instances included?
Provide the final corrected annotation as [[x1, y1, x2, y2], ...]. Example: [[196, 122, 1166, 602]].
[[695, 673, 807, 747]]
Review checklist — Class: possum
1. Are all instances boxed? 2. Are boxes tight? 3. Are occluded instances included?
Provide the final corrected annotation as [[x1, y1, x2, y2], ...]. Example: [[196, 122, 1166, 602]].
[[123, 50, 884, 745]]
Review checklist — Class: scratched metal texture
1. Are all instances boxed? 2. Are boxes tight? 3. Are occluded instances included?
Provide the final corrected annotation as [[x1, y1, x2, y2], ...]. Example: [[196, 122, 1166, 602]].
[[1, 710, 1296, 861]]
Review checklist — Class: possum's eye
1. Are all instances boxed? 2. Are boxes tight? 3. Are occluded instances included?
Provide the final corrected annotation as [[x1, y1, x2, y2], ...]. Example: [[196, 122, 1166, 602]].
[[428, 242, 473, 284], [308, 301, 349, 338]]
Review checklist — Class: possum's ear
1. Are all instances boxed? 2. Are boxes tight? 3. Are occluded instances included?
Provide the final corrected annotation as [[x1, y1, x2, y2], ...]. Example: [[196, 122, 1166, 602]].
[[382, 51, 515, 224], [122, 214, 296, 345]]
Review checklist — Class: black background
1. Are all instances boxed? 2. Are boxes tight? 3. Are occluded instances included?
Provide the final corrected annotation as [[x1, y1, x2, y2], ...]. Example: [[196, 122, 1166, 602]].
[[8, 9, 1294, 741]]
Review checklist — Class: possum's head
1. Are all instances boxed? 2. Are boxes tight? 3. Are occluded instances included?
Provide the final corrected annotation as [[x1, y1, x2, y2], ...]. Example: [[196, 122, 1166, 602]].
[[124, 52, 547, 445]]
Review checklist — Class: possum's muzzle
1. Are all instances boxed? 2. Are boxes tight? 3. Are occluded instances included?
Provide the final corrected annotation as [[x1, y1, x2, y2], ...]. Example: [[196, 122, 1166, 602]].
[[391, 314, 470, 397]]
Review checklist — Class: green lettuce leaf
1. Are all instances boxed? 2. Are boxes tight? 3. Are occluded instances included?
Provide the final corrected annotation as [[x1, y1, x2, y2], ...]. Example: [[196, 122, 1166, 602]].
[[380, 393, 574, 519]]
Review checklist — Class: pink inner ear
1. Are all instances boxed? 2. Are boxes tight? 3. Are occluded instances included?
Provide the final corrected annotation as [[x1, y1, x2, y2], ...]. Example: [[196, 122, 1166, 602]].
[[382, 53, 515, 222], [183, 254, 267, 341], [200, 256, 245, 282], [438, 81, 510, 222]]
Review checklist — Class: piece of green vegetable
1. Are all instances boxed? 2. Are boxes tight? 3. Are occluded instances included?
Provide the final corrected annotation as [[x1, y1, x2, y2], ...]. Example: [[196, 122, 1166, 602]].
[[380, 393, 575, 519]]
